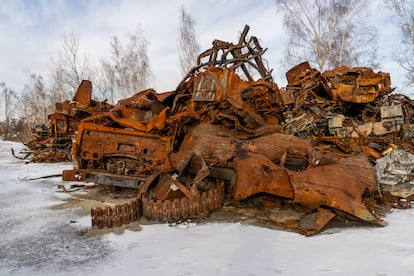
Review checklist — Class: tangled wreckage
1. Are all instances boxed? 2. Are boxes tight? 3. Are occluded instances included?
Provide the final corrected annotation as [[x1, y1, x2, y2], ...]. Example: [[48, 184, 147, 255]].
[[27, 25, 412, 236], [12, 80, 113, 162]]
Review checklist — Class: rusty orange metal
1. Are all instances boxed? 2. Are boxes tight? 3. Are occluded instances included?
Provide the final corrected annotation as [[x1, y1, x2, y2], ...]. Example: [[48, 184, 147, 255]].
[[15, 80, 113, 162], [58, 25, 414, 235], [323, 66, 392, 103]]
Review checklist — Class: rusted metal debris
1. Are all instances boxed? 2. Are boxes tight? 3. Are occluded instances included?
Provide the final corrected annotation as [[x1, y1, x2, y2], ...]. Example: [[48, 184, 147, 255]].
[[13, 80, 113, 162], [281, 61, 413, 161], [60, 25, 414, 235], [375, 150, 414, 200]]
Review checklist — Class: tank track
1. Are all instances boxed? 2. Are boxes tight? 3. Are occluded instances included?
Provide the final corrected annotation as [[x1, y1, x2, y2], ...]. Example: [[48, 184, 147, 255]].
[[142, 183, 225, 222], [91, 199, 141, 228], [90, 183, 224, 228]]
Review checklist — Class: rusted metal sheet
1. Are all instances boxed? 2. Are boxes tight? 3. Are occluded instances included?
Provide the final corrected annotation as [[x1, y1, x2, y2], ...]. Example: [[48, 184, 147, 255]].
[[323, 66, 392, 103], [289, 155, 378, 222], [62, 169, 87, 181], [297, 208, 337, 236], [59, 25, 414, 235]]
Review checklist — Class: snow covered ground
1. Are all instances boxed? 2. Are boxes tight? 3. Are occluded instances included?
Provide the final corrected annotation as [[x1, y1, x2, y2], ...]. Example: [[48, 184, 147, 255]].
[[1, 140, 414, 276]]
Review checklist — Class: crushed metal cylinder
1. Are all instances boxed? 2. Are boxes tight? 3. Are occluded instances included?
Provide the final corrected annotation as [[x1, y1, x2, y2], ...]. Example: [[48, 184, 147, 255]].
[[61, 25, 414, 235]]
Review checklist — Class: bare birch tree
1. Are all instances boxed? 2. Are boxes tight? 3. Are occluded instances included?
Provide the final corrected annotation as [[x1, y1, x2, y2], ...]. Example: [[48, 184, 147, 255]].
[[20, 74, 51, 129], [178, 5, 200, 76], [0, 82, 18, 138], [51, 29, 93, 100], [276, 0, 378, 71], [101, 27, 151, 101], [387, 0, 414, 86]]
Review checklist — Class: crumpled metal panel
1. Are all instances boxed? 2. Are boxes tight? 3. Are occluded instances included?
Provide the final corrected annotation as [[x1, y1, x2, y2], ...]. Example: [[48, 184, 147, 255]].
[[289, 155, 378, 222], [286, 61, 330, 94], [323, 66, 392, 103], [117, 89, 175, 124], [233, 151, 294, 200], [233, 150, 378, 223]]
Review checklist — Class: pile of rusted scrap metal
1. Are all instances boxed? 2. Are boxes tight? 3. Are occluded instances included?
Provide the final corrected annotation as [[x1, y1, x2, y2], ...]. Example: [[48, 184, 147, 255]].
[[13, 80, 113, 162], [282, 61, 413, 159], [59, 25, 414, 235]]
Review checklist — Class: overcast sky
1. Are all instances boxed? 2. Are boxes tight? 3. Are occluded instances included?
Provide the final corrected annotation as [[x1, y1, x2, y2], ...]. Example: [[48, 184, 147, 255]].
[[0, 0, 411, 97]]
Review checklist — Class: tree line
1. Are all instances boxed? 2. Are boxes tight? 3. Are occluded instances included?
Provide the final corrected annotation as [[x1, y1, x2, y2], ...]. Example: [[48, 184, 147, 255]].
[[0, 5, 199, 141], [1, 1, 413, 141]]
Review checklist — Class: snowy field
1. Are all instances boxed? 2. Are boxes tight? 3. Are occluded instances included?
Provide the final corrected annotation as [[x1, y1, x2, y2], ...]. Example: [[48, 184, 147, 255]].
[[1, 140, 414, 276]]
